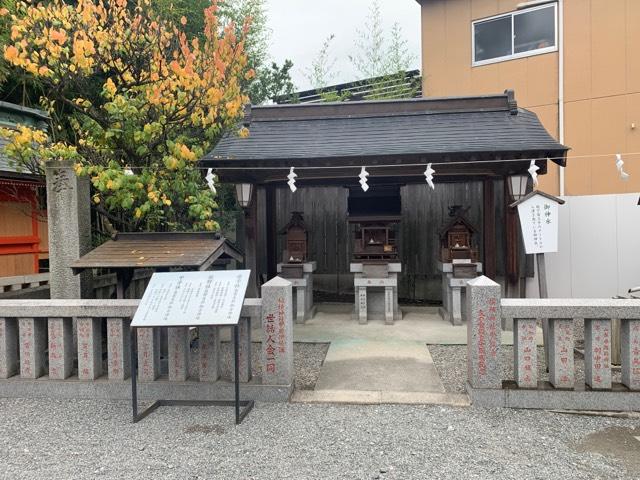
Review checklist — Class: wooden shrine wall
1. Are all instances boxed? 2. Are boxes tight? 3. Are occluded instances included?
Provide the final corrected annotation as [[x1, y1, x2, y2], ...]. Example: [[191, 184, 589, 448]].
[[273, 180, 507, 302]]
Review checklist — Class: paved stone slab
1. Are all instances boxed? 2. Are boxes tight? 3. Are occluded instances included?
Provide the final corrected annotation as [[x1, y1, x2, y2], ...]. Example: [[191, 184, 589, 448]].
[[168, 327, 189, 381], [514, 318, 538, 388], [549, 319, 574, 389], [106, 318, 130, 381], [137, 327, 160, 381], [357, 287, 367, 324], [584, 319, 612, 389], [19, 318, 47, 379], [199, 326, 220, 382], [261, 276, 293, 386], [77, 317, 102, 380], [48, 317, 73, 380], [315, 340, 445, 393], [621, 319, 640, 390], [237, 318, 252, 383], [0, 318, 18, 379], [466, 276, 501, 389]]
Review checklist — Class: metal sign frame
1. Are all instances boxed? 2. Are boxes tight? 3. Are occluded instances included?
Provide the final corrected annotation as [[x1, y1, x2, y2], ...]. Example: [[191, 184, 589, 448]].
[[129, 324, 254, 425]]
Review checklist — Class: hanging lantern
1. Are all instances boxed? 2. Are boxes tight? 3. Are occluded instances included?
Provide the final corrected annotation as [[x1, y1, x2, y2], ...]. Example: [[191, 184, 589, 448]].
[[507, 174, 529, 202], [235, 183, 254, 208]]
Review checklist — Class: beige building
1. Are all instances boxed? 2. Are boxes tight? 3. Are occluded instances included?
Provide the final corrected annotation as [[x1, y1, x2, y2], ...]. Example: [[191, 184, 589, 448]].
[[418, 0, 640, 196]]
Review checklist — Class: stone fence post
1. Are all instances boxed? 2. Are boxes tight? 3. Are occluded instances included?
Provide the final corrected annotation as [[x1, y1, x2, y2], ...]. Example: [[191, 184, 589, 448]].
[[260, 276, 293, 386], [45, 160, 92, 299], [466, 276, 502, 390]]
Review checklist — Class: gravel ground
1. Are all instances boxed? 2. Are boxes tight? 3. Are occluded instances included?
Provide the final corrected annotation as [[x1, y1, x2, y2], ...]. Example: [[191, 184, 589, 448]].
[[428, 345, 623, 394], [188, 342, 328, 390], [0, 398, 638, 479]]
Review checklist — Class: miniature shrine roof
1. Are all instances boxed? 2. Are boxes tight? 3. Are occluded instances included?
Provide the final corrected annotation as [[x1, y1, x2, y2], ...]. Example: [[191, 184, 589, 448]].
[[71, 232, 243, 272], [202, 90, 568, 185], [439, 214, 479, 238]]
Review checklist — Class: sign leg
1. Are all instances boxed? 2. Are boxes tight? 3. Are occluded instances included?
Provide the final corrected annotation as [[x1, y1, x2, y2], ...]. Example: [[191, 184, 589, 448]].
[[234, 325, 240, 425], [130, 327, 138, 423]]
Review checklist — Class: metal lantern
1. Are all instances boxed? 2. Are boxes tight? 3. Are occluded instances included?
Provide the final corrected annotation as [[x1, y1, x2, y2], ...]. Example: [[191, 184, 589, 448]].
[[507, 174, 529, 202], [235, 183, 254, 208]]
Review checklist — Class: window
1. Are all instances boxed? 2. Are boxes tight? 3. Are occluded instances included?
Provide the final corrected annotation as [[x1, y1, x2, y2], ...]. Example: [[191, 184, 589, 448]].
[[472, 3, 557, 66]]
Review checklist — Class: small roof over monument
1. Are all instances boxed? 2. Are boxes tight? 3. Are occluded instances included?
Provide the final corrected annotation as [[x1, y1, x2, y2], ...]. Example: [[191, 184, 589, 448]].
[[71, 232, 243, 273]]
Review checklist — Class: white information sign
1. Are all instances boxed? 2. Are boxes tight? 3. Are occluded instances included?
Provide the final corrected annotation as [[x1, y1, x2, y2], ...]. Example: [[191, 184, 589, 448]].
[[516, 194, 560, 254], [131, 270, 250, 327]]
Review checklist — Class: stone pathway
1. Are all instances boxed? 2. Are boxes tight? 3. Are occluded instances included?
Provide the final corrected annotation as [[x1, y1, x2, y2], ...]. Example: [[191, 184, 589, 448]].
[[289, 304, 476, 405]]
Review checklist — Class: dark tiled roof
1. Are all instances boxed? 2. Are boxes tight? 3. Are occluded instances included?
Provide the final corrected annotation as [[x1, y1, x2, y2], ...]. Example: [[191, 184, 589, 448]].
[[202, 91, 568, 183]]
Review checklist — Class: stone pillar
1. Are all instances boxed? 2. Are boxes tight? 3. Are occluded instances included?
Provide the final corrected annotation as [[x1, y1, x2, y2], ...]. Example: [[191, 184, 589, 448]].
[[384, 286, 394, 325], [18, 318, 47, 379], [548, 319, 574, 389], [514, 318, 537, 388], [261, 276, 293, 386], [237, 317, 252, 383], [621, 319, 640, 390], [77, 317, 102, 380], [107, 318, 130, 380], [45, 160, 92, 299], [450, 287, 462, 325], [137, 328, 160, 381], [466, 276, 501, 389], [0, 317, 18, 378], [48, 317, 73, 380], [584, 319, 612, 390], [168, 327, 190, 381], [357, 287, 367, 325], [199, 326, 220, 382], [295, 287, 306, 325]]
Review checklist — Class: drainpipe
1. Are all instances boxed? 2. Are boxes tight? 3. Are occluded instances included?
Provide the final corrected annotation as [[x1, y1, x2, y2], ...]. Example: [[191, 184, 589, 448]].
[[558, 0, 565, 196]]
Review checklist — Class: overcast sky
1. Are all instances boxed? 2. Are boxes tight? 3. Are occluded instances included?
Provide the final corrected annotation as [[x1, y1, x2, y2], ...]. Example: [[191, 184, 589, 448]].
[[264, 0, 422, 91]]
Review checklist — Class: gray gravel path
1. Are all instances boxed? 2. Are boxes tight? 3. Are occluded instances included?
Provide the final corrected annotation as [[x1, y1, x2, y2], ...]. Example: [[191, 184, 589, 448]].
[[190, 342, 328, 390], [0, 398, 638, 479], [429, 345, 622, 394]]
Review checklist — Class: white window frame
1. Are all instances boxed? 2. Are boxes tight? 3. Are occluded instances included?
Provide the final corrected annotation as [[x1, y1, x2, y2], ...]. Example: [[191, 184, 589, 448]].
[[471, 2, 558, 67]]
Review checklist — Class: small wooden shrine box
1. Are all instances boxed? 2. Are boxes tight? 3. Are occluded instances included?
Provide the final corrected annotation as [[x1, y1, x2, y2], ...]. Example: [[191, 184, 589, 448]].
[[279, 211, 308, 263], [349, 216, 400, 262], [439, 206, 479, 263]]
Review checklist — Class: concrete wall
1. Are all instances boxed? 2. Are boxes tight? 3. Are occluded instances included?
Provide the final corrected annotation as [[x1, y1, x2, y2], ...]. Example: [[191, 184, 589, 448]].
[[526, 193, 640, 298], [420, 0, 640, 196]]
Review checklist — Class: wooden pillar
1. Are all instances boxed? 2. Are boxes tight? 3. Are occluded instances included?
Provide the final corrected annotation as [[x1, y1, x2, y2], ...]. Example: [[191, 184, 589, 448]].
[[504, 179, 519, 289], [482, 179, 496, 280], [256, 186, 269, 287], [265, 185, 278, 279], [244, 192, 258, 297]]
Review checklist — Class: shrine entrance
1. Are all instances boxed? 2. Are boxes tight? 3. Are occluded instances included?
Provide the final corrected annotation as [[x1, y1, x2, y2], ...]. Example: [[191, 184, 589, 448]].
[[201, 91, 567, 399]]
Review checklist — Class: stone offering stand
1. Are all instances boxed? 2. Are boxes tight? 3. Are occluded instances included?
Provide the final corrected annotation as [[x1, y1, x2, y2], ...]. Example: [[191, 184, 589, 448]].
[[0, 277, 295, 403], [351, 263, 402, 325], [467, 276, 640, 411], [437, 261, 483, 325], [276, 261, 316, 324]]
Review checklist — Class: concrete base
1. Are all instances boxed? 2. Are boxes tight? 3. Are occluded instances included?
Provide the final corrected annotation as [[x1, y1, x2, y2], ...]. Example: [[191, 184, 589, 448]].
[[293, 389, 470, 406], [0, 376, 293, 403], [467, 382, 640, 411]]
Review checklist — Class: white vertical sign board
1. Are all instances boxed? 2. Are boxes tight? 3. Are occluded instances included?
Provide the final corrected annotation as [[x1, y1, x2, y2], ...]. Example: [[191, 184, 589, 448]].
[[131, 270, 250, 327], [516, 195, 560, 254]]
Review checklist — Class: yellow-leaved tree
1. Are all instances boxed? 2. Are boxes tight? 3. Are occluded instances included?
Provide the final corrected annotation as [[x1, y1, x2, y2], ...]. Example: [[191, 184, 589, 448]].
[[0, 0, 252, 231]]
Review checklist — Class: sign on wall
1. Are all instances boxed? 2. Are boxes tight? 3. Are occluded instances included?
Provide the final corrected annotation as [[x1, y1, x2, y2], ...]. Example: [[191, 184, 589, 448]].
[[515, 192, 563, 254], [131, 270, 250, 327]]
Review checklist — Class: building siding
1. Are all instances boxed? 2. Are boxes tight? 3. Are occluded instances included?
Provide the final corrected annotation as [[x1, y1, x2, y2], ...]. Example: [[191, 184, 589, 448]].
[[420, 0, 640, 196]]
